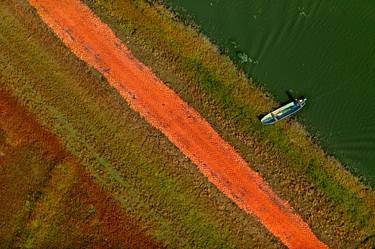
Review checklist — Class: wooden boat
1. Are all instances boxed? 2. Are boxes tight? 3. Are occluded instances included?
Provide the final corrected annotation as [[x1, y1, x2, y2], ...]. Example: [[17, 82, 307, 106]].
[[261, 97, 307, 125]]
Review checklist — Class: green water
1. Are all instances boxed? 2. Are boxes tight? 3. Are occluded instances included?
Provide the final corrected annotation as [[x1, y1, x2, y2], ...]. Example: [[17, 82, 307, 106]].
[[165, 0, 375, 186]]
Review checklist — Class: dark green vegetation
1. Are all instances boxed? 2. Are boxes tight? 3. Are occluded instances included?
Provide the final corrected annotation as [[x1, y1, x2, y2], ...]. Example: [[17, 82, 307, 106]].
[[0, 0, 374, 248], [165, 0, 375, 186], [82, 0, 374, 247]]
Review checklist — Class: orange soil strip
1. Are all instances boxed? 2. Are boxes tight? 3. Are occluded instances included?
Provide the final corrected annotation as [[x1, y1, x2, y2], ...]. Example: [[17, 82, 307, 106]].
[[28, 0, 328, 248]]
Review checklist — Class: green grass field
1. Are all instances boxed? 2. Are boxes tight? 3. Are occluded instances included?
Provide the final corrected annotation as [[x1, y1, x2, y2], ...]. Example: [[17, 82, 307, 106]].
[[0, 0, 374, 248]]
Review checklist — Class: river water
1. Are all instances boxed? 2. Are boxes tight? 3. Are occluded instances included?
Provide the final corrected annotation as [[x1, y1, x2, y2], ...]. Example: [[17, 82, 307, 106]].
[[165, 0, 375, 186]]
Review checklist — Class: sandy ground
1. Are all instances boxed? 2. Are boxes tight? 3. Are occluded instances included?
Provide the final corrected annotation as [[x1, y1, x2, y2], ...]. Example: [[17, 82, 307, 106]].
[[27, 0, 328, 248]]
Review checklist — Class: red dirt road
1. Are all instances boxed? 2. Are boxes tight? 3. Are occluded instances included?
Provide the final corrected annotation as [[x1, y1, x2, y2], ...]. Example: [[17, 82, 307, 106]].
[[28, 0, 328, 248]]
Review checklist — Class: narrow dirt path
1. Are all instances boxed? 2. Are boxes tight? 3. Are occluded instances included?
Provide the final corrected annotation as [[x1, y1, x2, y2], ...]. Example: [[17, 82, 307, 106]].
[[28, 0, 328, 248]]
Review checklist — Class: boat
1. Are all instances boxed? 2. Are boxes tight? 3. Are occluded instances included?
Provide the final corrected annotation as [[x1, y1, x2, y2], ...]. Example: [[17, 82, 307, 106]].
[[261, 97, 307, 125]]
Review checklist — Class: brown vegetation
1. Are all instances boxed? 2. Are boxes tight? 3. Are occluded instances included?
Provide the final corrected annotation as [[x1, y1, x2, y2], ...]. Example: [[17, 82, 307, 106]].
[[0, 89, 64, 246], [26, 0, 327, 247], [0, 88, 160, 248], [81, 0, 375, 247], [1, 0, 373, 247], [0, 1, 285, 247]]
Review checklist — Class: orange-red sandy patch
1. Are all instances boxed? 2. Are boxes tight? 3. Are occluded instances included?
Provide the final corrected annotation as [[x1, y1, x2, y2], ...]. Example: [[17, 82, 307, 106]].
[[27, 0, 328, 248]]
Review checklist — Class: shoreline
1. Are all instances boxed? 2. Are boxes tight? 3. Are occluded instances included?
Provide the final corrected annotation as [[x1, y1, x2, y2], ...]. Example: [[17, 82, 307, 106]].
[[82, 0, 374, 246], [164, 1, 375, 188], [1, 0, 373, 247], [164, 2, 374, 188], [27, 0, 327, 247]]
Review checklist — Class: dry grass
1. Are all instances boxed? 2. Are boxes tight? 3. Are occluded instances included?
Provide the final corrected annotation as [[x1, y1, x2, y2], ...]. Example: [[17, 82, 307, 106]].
[[0, 0, 373, 247], [0, 0, 284, 248], [0, 89, 161, 248], [81, 0, 375, 247]]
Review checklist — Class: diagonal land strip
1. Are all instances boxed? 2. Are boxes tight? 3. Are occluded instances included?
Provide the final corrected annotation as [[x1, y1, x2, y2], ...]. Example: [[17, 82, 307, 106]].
[[27, 0, 328, 248]]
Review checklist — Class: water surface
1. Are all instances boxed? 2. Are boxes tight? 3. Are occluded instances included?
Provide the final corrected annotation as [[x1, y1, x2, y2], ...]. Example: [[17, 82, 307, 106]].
[[165, 0, 375, 186]]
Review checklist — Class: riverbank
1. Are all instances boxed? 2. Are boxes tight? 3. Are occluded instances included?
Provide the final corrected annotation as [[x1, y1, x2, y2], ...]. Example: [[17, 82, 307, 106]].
[[27, 0, 328, 247], [164, 1, 375, 187], [1, 0, 374, 247], [82, 0, 374, 247], [0, 0, 283, 247]]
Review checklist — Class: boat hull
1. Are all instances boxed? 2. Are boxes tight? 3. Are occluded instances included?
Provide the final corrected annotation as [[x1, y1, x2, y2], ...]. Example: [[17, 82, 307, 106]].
[[261, 98, 306, 125]]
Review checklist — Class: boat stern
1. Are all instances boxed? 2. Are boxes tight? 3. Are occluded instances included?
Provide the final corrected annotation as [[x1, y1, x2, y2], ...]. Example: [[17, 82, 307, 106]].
[[261, 113, 277, 125]]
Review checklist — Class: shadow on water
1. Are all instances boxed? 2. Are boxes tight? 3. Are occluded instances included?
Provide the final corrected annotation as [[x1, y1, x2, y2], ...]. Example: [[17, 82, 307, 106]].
[[286, 89, 295, 102]]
